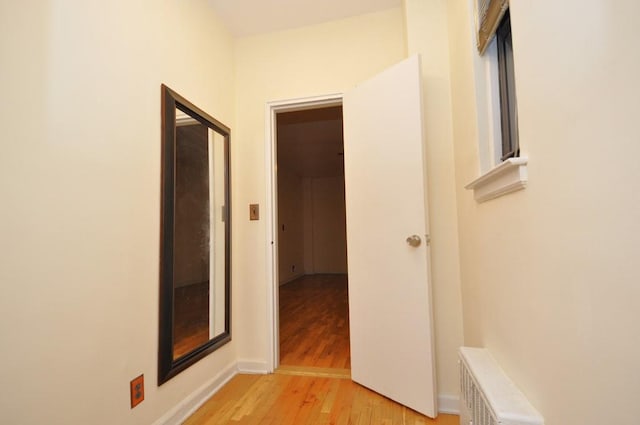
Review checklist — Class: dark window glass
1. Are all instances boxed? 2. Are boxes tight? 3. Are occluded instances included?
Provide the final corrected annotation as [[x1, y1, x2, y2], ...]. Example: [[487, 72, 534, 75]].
[[496, 11, 519, 160]]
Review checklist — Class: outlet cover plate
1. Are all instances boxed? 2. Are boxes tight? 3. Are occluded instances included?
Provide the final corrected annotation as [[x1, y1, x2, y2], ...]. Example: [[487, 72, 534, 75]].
[[130, 374, 144, 408], [249, 204, 259, 220]]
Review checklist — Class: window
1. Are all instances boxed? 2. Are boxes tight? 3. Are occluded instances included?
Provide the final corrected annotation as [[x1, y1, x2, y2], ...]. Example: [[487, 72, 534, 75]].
[[466, 7, 527, 203], [496, 11, 519, 160]]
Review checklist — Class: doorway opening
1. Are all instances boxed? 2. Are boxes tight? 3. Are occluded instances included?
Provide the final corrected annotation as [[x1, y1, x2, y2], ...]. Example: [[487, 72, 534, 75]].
[[264, 58, 438, 416], [269, 98, 350, 374]]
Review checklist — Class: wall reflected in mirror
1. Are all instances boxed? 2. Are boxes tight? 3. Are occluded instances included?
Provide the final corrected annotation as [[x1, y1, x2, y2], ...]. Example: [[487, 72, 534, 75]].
[[159, 85, 231, 384]]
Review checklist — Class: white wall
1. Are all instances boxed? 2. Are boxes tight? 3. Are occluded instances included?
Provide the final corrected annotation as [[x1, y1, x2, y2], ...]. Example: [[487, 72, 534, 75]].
[[309, 177, 348, 274], [232, 6, 407, 371], [303, 178, 315, 273], [447, 1, 640, 424], [403, 0, 465, 402], [0, 1, 236, 424], [277, 169, 305, 283], [278, 174, 347, 281]]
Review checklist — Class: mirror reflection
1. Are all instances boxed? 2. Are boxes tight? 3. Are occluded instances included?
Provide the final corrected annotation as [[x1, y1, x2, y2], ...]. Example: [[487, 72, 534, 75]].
[[159, 85, 231, 384], [173, 114, 227, 358]]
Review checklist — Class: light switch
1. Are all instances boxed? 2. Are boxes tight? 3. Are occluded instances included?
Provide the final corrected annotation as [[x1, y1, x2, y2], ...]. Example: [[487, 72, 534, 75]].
[[249, 204, 259, 220]]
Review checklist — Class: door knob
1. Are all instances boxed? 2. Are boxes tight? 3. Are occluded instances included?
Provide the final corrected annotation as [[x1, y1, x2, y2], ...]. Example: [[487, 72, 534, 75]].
[[406, 235, 421, 247]]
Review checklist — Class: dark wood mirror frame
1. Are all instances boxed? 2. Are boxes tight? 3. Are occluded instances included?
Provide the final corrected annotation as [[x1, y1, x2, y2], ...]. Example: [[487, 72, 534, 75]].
[[158, 84, 231, 385]]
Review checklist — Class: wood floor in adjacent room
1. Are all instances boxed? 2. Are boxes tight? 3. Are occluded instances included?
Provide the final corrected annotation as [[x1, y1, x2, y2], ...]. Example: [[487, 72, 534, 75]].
[[279, 274, 350, 369], [184, 273, 458, 424]]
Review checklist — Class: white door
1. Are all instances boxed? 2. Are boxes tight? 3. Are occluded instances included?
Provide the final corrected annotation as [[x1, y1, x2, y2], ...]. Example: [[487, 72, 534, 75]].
[[343, 55, 437, 417]]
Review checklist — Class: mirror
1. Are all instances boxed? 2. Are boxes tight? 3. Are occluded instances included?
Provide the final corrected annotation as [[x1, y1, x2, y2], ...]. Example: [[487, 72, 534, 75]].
[[158, 84, 231, 385]]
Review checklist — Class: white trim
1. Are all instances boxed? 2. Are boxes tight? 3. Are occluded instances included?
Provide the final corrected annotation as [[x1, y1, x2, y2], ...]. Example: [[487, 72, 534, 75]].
[[484, 39, 503, 167], [264, 94, 344, 373], [237, 360, 270, 374], [151, 362, 237, 425], [264, 100, 278, 374], [465, 157, 528, 202], [438, 394, 460, 415]]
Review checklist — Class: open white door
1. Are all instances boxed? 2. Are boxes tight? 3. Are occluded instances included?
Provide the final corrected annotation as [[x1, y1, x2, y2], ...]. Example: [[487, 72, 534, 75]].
[[343, 55, 437, 417]]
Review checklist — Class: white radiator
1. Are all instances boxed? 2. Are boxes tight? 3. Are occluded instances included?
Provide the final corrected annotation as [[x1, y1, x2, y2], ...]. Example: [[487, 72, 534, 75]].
[[459, 347, 544, 425]]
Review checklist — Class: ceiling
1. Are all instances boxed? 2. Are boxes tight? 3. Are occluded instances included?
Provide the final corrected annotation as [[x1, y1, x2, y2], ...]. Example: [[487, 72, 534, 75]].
[[209, 0, 401, 37], [277, 107, 344, 178], [208, 1, 400, 176]]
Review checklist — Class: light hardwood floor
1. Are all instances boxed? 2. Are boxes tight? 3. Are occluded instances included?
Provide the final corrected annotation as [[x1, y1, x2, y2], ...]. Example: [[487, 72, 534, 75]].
[[184, 373, 459, 425], [184, 274, 459, 424], [279, 274, 350, 369]]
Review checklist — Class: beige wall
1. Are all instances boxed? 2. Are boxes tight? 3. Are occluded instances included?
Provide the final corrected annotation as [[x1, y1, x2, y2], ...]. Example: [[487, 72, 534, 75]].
[[11, 1, 630, 422], [0, 1, 235, 424], [235, 4, 463, 405], [403, 0, 465, 401], [1, 5, 465, 421], [447, 1, 640, 424], [232, 7, 407, 366]]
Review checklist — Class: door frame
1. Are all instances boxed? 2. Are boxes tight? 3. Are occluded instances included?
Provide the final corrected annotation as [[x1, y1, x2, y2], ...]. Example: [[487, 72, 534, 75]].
[[264, 93, 343, 372]]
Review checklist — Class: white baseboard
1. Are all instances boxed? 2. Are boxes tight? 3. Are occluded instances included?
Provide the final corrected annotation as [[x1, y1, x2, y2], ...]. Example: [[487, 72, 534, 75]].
[[237, 360, 270, 374], [152, 363, 458, 424], [438, 394, 460, 415], [152, 362, 238, 425]]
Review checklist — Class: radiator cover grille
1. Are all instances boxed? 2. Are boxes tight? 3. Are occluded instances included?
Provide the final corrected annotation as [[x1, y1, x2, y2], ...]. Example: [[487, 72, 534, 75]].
[[460, 355, 498, 425], [459, 347, 544, 425]]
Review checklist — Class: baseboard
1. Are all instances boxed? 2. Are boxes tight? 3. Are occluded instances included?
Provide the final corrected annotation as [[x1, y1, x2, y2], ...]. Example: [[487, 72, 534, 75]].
[[237, 360, 270, 374], [278, 272, 305, 286], [152, 363, 458, 424], [438, 394, 460, 415], [152, 362, 238, 425]]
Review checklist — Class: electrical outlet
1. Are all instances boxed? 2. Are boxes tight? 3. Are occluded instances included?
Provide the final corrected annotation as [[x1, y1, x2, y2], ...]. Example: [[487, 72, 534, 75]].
[[130, 374, 144, 408]]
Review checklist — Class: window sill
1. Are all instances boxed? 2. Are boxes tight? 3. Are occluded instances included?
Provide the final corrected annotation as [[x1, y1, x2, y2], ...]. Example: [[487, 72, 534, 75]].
[[465, 157, 528, 203]]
